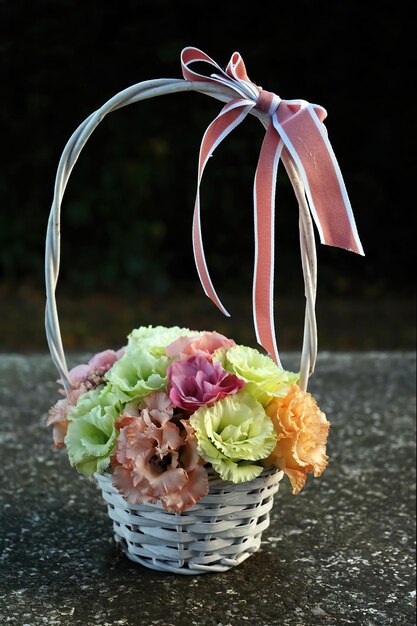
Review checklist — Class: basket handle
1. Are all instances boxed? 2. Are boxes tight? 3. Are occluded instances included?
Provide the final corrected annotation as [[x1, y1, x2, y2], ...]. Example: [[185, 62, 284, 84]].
[[45, 77, 317, 393]]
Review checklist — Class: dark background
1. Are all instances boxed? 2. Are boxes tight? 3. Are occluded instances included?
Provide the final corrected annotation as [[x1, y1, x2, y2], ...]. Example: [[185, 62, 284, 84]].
[[1, 0, 415, 353]]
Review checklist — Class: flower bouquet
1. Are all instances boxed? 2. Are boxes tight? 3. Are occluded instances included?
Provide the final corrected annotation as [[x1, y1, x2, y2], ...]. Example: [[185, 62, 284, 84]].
[[47, 325, 329, 573]]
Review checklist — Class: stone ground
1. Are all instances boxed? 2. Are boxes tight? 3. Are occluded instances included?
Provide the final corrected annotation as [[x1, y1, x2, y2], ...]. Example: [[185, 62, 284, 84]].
[[0, 352, 415, 626]]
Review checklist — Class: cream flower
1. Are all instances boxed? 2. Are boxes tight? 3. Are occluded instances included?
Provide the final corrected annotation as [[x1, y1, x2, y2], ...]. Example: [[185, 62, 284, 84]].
[[262, 384, 330, 494], [106, 349, 169, 403], [215, 344, 299, 406], [190, 391, 277, 483], [128, 325, 196, 358], [107, 326, 198, 403]]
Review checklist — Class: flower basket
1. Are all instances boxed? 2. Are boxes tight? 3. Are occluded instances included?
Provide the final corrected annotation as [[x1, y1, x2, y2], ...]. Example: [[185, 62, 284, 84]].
[[95, 467, 282, 574], [45, 47, 363, 574]]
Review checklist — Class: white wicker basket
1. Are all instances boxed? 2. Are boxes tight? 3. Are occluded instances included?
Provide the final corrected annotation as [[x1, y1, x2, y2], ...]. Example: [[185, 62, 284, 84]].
[[95, 467, 283, 574]]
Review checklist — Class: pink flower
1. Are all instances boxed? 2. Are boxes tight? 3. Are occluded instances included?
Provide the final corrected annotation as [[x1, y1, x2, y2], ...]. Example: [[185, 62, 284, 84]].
[[111, 392, 208, 513], [46, 399, 70, 448], [167, 356, 244, 413], [67, 348, 123, 387], [46, 384, 89, 447], [49, 348, 124, 447], [166, 331, 235, 361], [90, 348, 123, 370], [140, 391, 174, 425], [57, 348, 124, 390]]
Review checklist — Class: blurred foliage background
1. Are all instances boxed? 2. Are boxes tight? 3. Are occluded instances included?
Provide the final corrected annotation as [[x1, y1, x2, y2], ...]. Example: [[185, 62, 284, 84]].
[[0, 0, 415, 352]]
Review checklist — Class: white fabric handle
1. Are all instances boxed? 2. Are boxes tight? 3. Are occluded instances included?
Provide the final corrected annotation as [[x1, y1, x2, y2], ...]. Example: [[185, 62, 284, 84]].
[[45, 78, 317, 392]]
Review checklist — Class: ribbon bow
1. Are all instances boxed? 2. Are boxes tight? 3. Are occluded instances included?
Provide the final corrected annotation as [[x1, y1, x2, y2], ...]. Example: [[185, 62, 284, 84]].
[[181, 47, 364, 367]]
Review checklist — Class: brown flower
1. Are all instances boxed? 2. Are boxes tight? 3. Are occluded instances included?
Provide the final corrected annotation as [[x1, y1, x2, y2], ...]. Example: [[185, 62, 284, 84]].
[[111, 392, 209, 513], [263, 384, 330, 494]]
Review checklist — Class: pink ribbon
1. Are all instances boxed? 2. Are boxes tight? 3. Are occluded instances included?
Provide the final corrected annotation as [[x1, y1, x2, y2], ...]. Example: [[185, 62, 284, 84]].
[[181, 47, 364, 366]]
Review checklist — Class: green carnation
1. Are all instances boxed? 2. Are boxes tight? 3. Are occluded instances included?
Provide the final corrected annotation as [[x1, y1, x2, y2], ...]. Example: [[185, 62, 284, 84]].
[[68, 385, 119, 419], [127, 325, 196, 358], [190, 391, 277, 483], [106, 348, 168, 402], [65, 385, 122, 476], [215, 345, 299, 406], [107, 325, 197, 402]]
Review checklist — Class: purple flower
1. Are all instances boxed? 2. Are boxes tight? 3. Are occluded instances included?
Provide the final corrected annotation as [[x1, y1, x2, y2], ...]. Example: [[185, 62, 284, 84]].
[[167, 356, 244, 413]]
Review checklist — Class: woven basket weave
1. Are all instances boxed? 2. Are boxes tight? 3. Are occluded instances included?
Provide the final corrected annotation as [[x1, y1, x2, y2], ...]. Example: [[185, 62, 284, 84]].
[[95, 467, 283, 574]]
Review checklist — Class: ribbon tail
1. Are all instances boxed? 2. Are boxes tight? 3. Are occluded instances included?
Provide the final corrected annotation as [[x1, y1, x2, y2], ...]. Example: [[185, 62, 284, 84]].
[[272, 106, 364, 256], [253, 123, 284, 367], [193, 99, 255, 317]]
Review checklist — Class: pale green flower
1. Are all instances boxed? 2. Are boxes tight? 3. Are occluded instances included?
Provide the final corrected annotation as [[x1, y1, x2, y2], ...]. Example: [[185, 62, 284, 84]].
[[127, 325, 197, 358], [214, 345, 299, 406], [68, 385, 119, 419], [190, 391, 277, 483], [65, 385, 122, 476], [107, 325, 198, 402], [106, 348, 169, 403]]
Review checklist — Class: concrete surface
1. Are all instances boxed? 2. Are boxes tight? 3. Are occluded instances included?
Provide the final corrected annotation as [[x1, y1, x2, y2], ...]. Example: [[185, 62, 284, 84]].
[[0, 352, 415, 626]]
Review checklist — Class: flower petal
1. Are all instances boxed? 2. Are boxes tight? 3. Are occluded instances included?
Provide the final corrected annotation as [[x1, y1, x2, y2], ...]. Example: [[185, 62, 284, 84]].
[[135, 462, 188, 498], [148, 422, 184, 456], [212, 458, 263, 483], [88, 349, 120, 371], [180, 420, 201, 471], [285, 467, 307, 495], [166, 331, 235, 361], [112, 466, 156, 505], [162, 465, 209, 513], [68, 364, 90, 385], [141, 391, 174, 420]]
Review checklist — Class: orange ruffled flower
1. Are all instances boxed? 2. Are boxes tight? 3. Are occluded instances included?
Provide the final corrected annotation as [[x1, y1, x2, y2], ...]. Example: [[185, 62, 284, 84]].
[[263, 384, 330, 494]]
